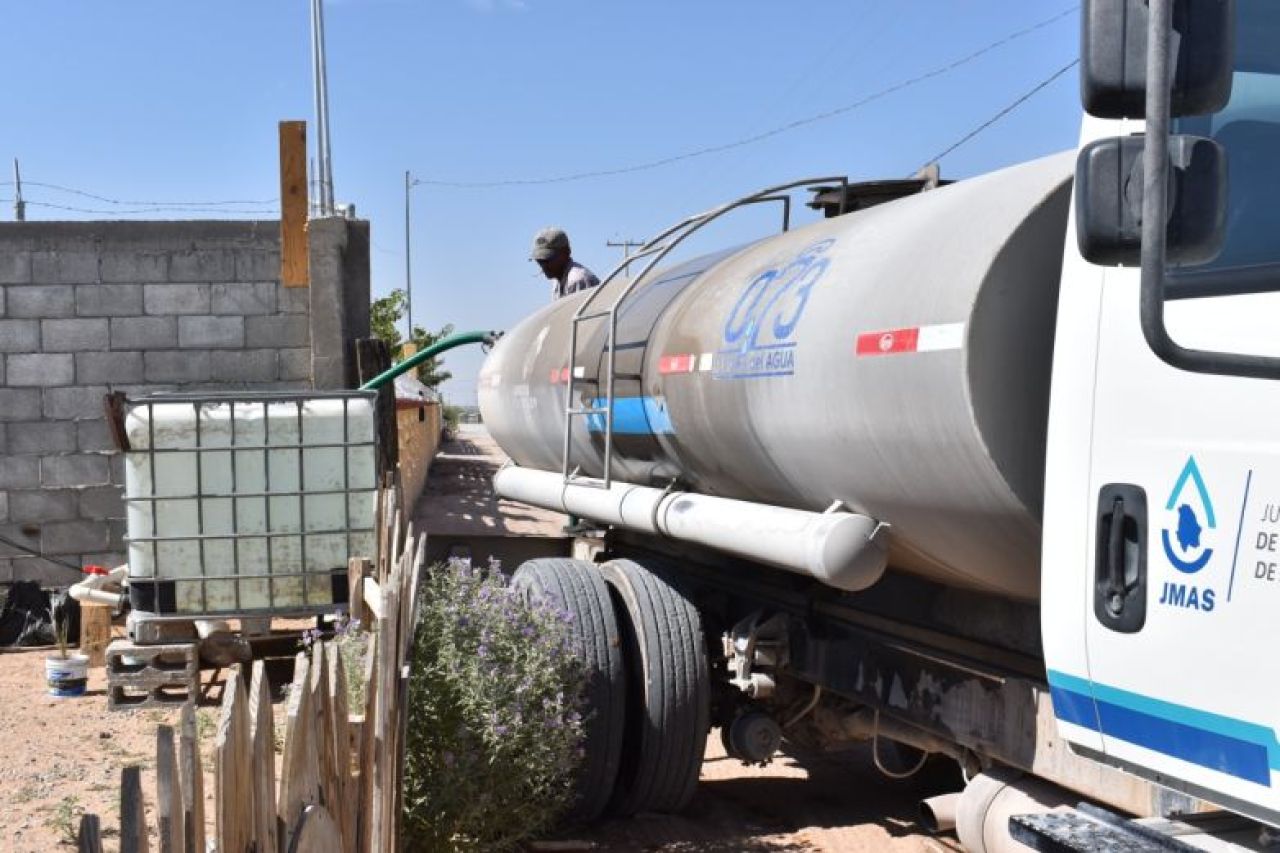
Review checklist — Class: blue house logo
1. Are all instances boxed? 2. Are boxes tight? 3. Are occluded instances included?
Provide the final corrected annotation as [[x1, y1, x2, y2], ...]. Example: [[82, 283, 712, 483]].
[[1161, 456, 1217, 574]]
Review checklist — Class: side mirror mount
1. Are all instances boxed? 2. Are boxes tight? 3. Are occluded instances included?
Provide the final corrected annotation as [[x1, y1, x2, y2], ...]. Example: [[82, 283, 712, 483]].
[[1081, 0, 1235, 119], [1076, 134, 1226, 267]]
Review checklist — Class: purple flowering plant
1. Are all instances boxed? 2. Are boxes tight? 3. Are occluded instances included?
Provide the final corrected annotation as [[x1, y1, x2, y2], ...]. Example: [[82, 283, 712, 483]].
[[403, 559, 586, 851]]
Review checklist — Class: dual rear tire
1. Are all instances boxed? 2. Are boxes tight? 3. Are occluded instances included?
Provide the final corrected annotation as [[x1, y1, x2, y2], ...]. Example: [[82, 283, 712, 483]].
[[511, 556, 709, 821]]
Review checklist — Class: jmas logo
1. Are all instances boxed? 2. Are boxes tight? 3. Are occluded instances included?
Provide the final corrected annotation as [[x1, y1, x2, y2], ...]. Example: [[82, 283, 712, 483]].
[[1157, 456, 1217, 612]]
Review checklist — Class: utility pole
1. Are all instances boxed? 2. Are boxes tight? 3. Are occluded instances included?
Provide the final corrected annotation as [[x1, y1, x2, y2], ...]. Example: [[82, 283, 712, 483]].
[[405, 171, 422, 342], [607, 239, 645, 273], [309, 0, 335, 215], [12, 159, 25, 222]]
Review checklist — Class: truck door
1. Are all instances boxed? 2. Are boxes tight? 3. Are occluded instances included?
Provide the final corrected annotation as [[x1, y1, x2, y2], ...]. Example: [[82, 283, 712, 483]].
[[1056, 2, 1280, 822]]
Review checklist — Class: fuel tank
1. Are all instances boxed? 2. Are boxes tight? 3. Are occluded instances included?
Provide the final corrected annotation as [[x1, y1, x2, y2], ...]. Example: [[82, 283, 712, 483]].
[[479, 153, 1074, 600]]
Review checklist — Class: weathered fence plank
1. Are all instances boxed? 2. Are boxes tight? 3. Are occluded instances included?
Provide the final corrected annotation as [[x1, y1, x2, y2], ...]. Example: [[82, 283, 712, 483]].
[[120, 765, 150, 853], [179, 703, 206, 853], [215, 667, 253, 853], [278, 652, 320, 852], [155, 725, 184, 853], [248, 660, 279, 853]]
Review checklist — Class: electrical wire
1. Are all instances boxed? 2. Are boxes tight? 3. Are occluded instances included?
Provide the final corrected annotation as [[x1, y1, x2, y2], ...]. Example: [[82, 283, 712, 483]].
[[415, 5, 1079, 189], [23, 199, 277, 217], [0, 533, 83, 572], [916, 58, 1080, 172], [0, 179, 277, 208]]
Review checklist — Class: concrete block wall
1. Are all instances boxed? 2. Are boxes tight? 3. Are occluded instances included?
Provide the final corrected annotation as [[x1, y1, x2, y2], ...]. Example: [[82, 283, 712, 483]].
[[0, 219, 370, 587]]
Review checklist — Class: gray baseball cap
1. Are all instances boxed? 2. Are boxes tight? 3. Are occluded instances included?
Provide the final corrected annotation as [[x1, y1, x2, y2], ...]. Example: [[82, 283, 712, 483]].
[[530, 227, 570, 261]]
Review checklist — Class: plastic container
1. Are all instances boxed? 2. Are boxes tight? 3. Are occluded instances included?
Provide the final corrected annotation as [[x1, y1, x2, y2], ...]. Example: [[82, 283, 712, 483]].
[[122, 391, 379, 617], [45, 654, 89, 697]]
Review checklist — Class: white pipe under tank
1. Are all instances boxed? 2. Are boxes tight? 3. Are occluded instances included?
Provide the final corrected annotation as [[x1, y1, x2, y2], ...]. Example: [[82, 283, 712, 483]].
[[493, 466, 889, 591]]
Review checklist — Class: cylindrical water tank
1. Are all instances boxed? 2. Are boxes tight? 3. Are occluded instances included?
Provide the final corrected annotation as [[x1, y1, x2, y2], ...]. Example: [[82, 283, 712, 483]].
[[479, 153, 1074, 599]]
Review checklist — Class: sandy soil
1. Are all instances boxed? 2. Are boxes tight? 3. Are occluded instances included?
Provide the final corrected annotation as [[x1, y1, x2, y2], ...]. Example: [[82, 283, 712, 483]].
[[0, 637, 965, 853]]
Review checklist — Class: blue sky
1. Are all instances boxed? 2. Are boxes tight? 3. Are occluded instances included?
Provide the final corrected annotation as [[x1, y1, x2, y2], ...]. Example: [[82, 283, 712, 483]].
[[0, 1, 1082, 404]]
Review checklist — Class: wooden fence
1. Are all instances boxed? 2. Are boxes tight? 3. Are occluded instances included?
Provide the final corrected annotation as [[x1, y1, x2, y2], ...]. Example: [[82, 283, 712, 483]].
[[79, 487, 425, 853]]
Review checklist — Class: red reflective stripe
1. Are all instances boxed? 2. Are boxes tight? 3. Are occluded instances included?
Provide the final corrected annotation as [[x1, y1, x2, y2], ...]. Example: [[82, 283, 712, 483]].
[[659, 354, 697, 374], [548, 367, 571, 384], [855, 327, 920, 357]]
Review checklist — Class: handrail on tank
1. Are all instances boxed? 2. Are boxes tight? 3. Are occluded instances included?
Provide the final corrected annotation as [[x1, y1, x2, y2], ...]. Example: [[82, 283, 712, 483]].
[[561, 175, 849, 489]]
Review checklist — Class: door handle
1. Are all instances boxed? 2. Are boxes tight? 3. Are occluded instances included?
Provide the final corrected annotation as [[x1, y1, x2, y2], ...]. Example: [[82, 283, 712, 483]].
[[1094, 484, 1148, 633]]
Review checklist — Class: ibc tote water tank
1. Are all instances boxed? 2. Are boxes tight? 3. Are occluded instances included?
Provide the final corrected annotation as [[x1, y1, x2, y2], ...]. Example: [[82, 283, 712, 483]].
[[479, 153, 1074, 600]]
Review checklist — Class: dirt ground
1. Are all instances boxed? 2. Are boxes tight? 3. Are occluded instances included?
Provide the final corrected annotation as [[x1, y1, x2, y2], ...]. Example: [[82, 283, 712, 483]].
[[0, 637, 964, 852]]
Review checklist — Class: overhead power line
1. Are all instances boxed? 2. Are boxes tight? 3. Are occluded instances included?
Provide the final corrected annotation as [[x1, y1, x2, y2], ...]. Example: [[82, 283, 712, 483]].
[[23, 199, 277, 217], [0, 179, 278, 208], [415, 5, 1079, 189], [917, 58, 1080, 171]]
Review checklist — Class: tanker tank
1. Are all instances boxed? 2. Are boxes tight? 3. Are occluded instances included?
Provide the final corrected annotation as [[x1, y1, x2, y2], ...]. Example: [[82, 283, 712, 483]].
[[479, 152, 1074, 600]]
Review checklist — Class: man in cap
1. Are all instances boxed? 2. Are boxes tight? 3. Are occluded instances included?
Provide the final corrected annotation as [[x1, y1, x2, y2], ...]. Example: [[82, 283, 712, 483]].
[[530, 227, 601, 300]]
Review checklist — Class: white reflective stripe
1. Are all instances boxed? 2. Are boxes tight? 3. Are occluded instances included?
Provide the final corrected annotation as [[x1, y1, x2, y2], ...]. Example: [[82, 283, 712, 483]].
[[698, 352, 714, 372], [573, 366, 586, 378], [915, 322, 966, 353]]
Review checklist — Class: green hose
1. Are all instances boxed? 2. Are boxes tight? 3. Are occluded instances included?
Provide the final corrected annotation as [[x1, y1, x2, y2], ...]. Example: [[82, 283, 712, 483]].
[[359, 329, 500, 390]]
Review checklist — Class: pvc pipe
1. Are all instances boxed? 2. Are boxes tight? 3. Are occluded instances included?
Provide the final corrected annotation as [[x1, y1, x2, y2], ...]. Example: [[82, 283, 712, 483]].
[[919, 792, 960, 834], [493, 466, 889, 591], [956, 768, 1075, 853], [69, 565, 127, 608], [358, 330, 500, 390]]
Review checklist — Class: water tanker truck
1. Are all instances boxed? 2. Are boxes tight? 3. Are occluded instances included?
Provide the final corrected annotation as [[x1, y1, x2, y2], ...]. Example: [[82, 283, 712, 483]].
[[478, 2, 1280, 847]]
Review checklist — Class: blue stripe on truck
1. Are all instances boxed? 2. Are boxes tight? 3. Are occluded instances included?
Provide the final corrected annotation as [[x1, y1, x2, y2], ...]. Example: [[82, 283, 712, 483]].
[[585, 396, 674, 436], [1048, 670, 1276, 787]]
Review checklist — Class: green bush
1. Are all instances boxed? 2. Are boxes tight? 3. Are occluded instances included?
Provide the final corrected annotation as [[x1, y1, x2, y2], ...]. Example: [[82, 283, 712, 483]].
[[403, 561, 586, 852]]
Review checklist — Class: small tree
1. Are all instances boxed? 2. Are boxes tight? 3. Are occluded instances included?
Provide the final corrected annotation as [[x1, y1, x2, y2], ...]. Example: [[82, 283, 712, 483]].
[[370, 289, 454, 389]]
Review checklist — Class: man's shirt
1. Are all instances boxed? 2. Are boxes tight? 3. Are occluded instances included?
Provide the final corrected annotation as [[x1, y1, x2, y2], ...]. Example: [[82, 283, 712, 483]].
[[554, 261, 601, 300]]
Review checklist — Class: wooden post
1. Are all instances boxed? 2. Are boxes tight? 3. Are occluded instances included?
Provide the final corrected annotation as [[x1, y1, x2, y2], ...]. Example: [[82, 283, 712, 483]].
[[179, 704, 206, 853], [370, 567, 401, 853], [356, 633, 378, 853], [278, 653, 320, 851], [79, 603, 112, 668], [77, 814, 104, 853], [155, 726, 184, 853], [120, 766, 150, 853], [215, 667, 253, 853], [279, 120, 309, 287], [348, 557, 370, 628], [248, 661, 279, 853]]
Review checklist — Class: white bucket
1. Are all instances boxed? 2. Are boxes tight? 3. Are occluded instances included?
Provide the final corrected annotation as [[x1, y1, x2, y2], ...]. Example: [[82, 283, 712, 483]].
[[45, 654, 89, 697]]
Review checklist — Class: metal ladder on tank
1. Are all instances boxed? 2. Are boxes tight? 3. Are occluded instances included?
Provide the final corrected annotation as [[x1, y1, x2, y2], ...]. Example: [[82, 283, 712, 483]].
[[561, 176, 848, 489]]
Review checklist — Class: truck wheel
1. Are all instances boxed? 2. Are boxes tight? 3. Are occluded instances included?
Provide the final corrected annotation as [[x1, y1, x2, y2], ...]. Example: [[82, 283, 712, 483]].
[[600, 558, 710, 815], [511, 557, 626, 823]]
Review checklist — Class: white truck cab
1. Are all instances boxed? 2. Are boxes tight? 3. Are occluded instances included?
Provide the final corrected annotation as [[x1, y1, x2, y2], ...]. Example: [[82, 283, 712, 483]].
[[1044, 0, 1280, 834]]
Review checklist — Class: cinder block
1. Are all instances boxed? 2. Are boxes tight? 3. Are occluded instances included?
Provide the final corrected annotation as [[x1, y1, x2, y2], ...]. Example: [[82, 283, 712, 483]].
[[0, 388, 42, 421], [8, 284, 75, 318], [279, 347, 312, 382], [212, 281, 276, 315], [144, 283, 211, 315], [100, 252, 169, 283], [41, 519, 110, 553], [42, 454, 111, 488], [210, 349, 277, 383], [111, 315, 177, 350], [12, 555, 81, 585], [169, 249, 234, 283], [79, 485, 124, 520], [0, 456, 39, 489], [246, 314, 309, 348], [9, 489, 79, 523], [0, 319, 39, 352], [31, 250, 100, 284], [6, 353, 74, 387], [178, 315, 243, 349], [106, 641, 200, 711], [81, 550, 126, 570], [278, 287, 310, 314], [235, 250, 281, 282], [76, 350, 143, 384], [0, 251, 31, 284], [108, 519, 125, 551], [77, 419, 118, 452], [76, 283, 143, 317], [109, 454, 124, 486], [43, 385, 110, 420], [0, 492, 8, 523], [8, 420, 77, 455], [0, 286, 6, 317], [41, 318, 109, 352], [145, 349, 211, 383], [0, 524, 39, 557]]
